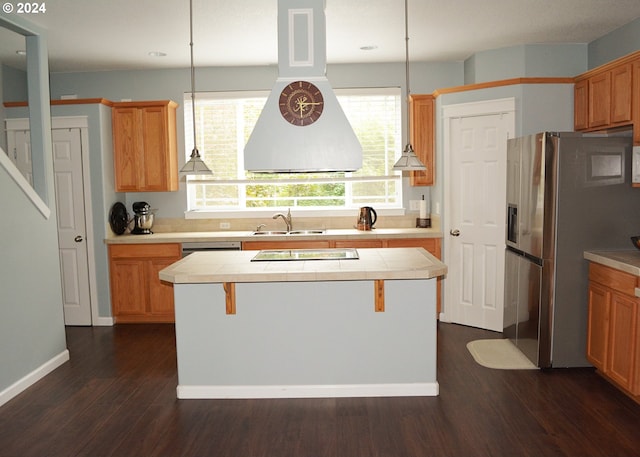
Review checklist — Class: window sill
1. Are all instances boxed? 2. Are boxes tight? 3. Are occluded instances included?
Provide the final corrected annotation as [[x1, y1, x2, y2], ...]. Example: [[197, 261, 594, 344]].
[[184, 207, 407, 220]]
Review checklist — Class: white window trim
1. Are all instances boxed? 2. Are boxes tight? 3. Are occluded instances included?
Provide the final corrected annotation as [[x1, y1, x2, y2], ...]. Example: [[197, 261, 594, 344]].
[[183, 87, 404, 219]]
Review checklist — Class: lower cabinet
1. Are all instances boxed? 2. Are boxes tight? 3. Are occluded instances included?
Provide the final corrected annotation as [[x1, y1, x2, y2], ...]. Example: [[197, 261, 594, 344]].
[[108, 237, 443, 322], [109, 243, 181, 323], [242, 237, 443, 314], [587, 263, 640, 400]]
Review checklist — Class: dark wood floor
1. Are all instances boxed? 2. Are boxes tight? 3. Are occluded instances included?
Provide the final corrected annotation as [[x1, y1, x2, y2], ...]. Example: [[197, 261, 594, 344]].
[[1, 322, 640, 457]]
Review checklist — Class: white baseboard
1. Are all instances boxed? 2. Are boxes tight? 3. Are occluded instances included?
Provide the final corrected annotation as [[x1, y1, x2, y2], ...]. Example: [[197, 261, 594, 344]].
[[93, 316, 114, 326], [177, 382, 439, 399], [0, 350, 70, 408]]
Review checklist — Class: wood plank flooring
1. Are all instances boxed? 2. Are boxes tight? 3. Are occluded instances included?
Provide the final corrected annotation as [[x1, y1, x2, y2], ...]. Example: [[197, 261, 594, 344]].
[[1, 322, 640, 457]]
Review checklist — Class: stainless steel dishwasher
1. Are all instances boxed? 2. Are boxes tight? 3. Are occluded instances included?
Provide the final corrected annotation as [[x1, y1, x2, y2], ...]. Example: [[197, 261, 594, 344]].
[[181, 241, 242, 257]]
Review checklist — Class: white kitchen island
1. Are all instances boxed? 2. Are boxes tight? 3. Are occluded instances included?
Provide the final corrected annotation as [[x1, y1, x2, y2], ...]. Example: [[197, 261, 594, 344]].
[[159, 247, 446, 399]]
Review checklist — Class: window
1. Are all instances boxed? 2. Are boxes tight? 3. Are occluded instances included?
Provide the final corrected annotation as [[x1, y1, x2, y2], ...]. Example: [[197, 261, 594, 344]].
[[184, 87, 402, 215]]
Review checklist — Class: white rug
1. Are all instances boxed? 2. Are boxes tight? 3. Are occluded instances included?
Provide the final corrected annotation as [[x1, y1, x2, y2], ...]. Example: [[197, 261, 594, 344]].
[[466, 339, 538, 370]]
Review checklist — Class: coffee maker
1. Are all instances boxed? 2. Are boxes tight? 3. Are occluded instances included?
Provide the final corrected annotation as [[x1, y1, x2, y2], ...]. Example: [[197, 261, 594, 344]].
[[131, 201, 155, 235]]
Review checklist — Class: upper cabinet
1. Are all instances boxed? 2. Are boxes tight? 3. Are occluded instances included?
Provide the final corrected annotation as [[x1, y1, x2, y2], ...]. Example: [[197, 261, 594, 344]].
[[633, 59, 640, 146], [409, 94, 435, 186], [112, 100, 179, 192], [574, 52, 638, 142]]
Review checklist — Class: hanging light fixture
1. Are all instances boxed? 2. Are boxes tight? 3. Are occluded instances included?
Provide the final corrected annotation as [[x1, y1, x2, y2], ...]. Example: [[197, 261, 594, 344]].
[[180, 0, 213, 175], [393, 0, 427, 171]]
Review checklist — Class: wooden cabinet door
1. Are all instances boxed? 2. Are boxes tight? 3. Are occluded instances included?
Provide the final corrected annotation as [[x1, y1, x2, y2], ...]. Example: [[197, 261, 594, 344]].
[[586, 281, 611, 371], [110, 259, 147, 316], [574, 79, 588, 131], [588, 72, 611, 128], [633, 59, 640, 146], [112, 101, 178, 192], [610, 64, 633, 125], [112, 107, 140, 191], [148, 258, 177, 317], [608, 292, 638, 391], [409, 95, 435, 186], [140, 106, 169, 191], [109, 243, 181, 323]]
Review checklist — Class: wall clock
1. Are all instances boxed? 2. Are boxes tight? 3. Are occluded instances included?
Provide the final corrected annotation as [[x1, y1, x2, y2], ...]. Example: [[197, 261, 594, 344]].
[[279, 81, 324, 126]]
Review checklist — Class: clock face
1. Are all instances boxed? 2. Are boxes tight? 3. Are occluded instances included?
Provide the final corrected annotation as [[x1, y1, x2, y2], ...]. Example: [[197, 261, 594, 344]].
[[279, 81, 324, 126]]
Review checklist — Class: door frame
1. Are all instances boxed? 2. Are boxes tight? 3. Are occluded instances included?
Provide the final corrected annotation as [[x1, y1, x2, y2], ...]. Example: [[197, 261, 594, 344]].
[[6, 116, 100, 326], [440, 98, 516, 326]]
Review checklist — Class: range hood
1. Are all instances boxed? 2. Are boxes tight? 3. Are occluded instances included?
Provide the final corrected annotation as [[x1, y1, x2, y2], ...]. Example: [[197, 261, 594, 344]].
[[244, 0, 362, 173]]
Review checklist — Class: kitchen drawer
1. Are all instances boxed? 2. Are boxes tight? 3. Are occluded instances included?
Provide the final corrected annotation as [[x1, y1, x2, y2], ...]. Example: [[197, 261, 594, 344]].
[[589, 263, 637, 296], [109, 243, 181, 259], [334, 239, 384, 248]]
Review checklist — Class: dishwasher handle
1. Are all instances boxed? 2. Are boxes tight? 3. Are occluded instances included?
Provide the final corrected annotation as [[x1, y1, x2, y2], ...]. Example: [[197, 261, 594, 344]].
[[181, 241, 242, 257]]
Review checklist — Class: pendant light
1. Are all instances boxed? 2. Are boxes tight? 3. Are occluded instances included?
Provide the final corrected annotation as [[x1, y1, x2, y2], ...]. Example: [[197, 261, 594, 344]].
[[393, 0, 427, 171], [180, 0, 212, 175]]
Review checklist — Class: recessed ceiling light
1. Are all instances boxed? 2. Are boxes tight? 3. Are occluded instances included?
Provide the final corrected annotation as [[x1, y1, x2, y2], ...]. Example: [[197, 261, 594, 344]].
[[148, 51, 167, 57], [360, 45, 378, 51], [16, 50, 26, 56]]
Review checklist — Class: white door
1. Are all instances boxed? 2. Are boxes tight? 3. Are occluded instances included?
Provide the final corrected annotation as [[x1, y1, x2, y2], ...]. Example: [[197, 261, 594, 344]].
[[52, 128, 92, 325], [442, 99, 515, 332]]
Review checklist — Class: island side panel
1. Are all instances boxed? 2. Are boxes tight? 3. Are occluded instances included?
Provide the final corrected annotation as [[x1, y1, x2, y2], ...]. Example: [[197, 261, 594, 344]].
[[173, 279, 437, 398]]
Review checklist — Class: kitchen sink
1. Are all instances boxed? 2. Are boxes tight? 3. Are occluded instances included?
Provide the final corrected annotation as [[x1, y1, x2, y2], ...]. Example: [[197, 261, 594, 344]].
[[251, 229, 325, 235], [251, 248, 358, 261]]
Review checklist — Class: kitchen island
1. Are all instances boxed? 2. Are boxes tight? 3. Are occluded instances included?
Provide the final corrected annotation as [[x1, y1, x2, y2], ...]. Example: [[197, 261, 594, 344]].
[[159, 247, 446, 399]]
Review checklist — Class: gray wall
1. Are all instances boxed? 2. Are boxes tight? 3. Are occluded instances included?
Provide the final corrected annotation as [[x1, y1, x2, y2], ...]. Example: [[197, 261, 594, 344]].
[[0, 13, 67, 399], [588, 17, 640, 69], [464, 44, 587, 84]]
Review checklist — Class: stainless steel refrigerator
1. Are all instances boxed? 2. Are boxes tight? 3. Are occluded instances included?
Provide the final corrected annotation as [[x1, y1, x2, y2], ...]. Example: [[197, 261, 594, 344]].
[[504, 131, 640, 368]]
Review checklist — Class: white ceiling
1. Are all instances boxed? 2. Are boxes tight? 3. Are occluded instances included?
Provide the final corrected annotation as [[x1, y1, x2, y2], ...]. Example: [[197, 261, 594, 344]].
[[1, 0, 640, 73]]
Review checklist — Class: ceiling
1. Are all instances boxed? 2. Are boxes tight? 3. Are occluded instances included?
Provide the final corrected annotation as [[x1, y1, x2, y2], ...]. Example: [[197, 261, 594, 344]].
[[1, 0, 640, 73]]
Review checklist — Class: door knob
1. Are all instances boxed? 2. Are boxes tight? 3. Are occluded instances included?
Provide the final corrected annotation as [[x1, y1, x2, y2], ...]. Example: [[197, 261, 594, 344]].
[[74, 235, 83, 242], [450, 229, 460, 237]]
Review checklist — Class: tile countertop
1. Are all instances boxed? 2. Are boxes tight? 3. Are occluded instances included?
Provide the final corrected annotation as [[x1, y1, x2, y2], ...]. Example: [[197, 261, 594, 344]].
[[159, 247, 448, 284], [104, 227, 443, 244], [583, 250, 640, 276]]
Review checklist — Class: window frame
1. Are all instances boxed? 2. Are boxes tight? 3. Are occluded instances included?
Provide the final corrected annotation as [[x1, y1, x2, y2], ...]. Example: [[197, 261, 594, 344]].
[[183, 87, 405, 219]]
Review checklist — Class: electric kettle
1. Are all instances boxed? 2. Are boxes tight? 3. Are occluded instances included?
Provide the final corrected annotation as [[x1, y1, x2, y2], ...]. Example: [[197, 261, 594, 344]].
[[357, 206, 377, 231]]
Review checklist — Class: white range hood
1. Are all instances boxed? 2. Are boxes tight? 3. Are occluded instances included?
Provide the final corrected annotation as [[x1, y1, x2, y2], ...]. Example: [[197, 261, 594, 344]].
[[244, 0, 362, 173]]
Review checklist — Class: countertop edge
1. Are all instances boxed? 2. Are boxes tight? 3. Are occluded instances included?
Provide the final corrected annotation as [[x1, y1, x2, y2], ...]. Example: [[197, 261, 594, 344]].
[[159, 247, 447, 284], [584, 250, 640, 276], [106, 228, 444, 244]]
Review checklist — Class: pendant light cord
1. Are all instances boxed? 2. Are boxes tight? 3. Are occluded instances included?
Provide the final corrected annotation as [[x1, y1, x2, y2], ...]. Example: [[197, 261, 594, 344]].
[[404, 0, 411, 145], [189, 0, 198, 158]]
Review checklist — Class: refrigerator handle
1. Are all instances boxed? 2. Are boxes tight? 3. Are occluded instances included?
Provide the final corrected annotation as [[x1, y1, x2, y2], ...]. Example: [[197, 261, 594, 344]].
[[507, 204, 518, 244]]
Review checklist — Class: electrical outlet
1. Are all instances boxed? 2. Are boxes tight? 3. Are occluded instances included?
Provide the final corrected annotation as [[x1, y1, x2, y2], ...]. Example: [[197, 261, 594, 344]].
[[219, 222, 231, 229], [409, 200, 420, 211]]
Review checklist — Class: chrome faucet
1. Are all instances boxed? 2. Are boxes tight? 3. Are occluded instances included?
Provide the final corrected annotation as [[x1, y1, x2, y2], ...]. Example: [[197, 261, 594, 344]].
[[273, 208, 292, 232]]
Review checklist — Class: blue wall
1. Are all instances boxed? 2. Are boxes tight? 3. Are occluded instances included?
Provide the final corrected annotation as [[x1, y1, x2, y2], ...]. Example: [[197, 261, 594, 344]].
[[0, 12, 67, 405], [589, 17, 640, 69]]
